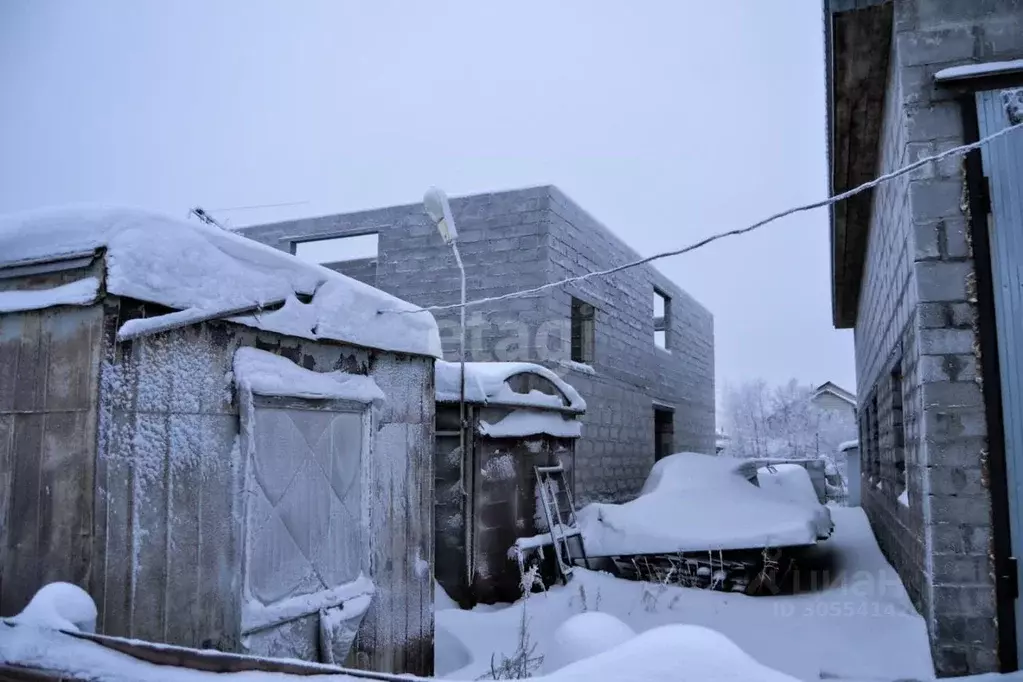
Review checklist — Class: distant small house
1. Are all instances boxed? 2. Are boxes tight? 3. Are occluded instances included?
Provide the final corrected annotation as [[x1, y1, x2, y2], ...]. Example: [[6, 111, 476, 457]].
[[433, 361, 585, 606], [0, 208, 441, 675], [810, 381, 857, 419]]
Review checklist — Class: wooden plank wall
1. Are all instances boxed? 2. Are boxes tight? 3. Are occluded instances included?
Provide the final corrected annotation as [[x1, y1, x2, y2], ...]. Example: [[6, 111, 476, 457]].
[[96, 301, 243, 649], [355, 353, 435, 676], [0, 304, 104, 617], [99, 307, 436, 676]]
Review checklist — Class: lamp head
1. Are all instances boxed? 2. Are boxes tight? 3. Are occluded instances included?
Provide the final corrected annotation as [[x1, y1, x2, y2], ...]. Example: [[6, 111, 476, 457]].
[[424, 187, 458, 244]]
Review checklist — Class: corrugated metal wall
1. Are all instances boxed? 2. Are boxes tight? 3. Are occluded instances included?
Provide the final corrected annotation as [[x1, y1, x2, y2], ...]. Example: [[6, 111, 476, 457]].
[[978, 87, 1023, 661]]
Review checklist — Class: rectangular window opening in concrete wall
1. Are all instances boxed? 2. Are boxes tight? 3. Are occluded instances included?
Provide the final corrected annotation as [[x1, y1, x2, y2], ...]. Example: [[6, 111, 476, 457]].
[[891, 359, 906, 493], [654, 406, 674, 460], [868, 389, 880, 484], [653, 289, 671, 350], [571, 298, 595, 364], [292, 233, 379, 265]]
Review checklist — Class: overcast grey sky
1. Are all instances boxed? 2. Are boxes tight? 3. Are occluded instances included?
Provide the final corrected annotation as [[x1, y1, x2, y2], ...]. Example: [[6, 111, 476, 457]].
[[0, 0, 855, 400]]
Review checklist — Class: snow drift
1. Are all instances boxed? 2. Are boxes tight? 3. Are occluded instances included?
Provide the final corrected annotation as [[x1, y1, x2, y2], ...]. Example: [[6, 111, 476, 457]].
[[4, 582, 97, 633], [546, 612, 635, 672], [538, 623, 799, 682], [578, 452, 822, 556]]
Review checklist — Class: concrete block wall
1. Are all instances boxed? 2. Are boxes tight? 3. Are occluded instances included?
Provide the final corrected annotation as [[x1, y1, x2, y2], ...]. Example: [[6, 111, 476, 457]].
[[239, 186, 715, 506], [853, 0, 1023, 675], [543, 186, 715, 502]]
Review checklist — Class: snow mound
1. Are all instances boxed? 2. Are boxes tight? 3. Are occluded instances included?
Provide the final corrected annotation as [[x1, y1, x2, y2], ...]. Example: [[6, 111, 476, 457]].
[[541, 623, 798, 682], [435, 581, 460, 612], [758, 464, 833, 539], [435, 622, 473, 677], [547, 612, 635, 671], [578, 452, 821, 556], [436, 361, 586, 412], [233, 347, 385, 403], [7, 583, 97, 633], [0, 207, 441, 358]]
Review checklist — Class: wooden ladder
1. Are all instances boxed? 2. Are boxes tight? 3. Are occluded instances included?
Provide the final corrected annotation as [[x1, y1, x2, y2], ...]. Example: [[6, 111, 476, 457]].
[[534, 460, 587, 583]]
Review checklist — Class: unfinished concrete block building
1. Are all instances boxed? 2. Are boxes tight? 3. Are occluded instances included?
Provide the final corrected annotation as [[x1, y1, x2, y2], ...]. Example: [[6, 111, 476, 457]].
[[241, 185, 716, 503], [825, 0, 1023, 675]]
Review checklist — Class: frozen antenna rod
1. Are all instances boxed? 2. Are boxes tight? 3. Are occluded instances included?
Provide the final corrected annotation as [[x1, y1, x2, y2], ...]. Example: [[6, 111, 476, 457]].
[[188, 206, 226, 230]]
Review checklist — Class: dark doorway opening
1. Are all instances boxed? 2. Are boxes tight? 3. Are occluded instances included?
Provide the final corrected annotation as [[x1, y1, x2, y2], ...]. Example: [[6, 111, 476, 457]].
[[654, 406, 674, 460]]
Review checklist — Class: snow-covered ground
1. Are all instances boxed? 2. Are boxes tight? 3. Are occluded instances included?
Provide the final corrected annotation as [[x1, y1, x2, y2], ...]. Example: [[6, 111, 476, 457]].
[[437, 507, 935, 682]]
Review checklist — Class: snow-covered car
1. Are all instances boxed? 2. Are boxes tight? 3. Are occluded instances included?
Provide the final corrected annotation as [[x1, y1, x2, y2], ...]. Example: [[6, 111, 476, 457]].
[[755, 463, 834, 540], [576, 453, 830, 593]]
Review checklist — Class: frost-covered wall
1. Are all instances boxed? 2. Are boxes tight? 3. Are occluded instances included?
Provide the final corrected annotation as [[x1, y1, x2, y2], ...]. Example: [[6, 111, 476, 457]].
[[45, 297, 435, 676], [434, 402, 577, 606]]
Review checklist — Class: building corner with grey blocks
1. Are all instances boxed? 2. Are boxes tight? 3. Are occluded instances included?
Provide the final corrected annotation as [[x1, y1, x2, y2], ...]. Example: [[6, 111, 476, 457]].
[[239, 184, 716, 504]]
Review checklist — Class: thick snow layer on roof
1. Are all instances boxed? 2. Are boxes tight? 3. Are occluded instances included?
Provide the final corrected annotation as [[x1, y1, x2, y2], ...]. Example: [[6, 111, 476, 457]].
[[0, 277, 100, 313], [436, 361, 586, 411], [838, 440, 859, 452], [480, 410, 583, 439], [757, 464, 833, 539], [935, 58, 1023, 81], [0, 207, 441, 358], [578, 452, 821, 556], [233, 347, 384, 403]]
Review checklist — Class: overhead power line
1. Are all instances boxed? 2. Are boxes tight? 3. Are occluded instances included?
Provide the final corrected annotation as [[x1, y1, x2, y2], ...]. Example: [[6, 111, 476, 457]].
[[384, 120, 1023, 316], [207, 200, 310, 213]]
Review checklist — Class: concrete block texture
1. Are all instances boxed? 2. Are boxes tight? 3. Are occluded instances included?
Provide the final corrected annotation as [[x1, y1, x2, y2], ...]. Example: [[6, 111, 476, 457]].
[[239, 185, 715, 504], [846, 1, 1023, 672]]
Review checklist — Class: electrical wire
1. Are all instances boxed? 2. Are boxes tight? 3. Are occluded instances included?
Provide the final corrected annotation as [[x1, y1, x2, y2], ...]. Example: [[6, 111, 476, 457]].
[[381, 120, 1023, 316]]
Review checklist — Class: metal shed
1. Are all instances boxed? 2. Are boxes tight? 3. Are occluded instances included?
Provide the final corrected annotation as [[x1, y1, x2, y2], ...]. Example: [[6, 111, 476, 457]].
[[433, 361, 585, 606], [0, 208, 442, 676]]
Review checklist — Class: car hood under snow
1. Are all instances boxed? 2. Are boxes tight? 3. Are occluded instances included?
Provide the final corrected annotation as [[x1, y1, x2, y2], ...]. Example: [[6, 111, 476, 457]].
[[577, 452, 823, 556]]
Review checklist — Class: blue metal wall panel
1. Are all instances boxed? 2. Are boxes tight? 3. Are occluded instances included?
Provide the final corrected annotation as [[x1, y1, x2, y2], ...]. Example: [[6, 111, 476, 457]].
[[978, 87, 1023, 658]]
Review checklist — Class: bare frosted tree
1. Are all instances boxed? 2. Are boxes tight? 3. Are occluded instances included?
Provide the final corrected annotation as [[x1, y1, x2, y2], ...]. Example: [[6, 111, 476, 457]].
[[722, 379, 855, 462]]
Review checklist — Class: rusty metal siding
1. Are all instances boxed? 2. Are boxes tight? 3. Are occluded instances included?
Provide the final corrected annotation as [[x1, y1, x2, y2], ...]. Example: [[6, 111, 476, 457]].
[[0, 302, 104, 617]]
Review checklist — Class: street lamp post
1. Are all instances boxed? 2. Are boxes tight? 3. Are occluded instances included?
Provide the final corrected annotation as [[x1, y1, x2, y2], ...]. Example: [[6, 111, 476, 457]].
[[424, 186, 471, 582], [424, 190, 467, 437]]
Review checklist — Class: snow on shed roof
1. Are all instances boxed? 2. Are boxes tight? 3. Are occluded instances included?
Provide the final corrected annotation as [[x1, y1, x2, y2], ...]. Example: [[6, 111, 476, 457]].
[[0, 207, 441, 358], [435, 361, 586, 412]]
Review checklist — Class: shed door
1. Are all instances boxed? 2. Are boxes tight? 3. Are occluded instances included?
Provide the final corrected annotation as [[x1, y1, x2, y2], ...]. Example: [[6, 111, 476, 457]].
[[978, 87, 1023, 659], [239, 394, 368, 660]]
